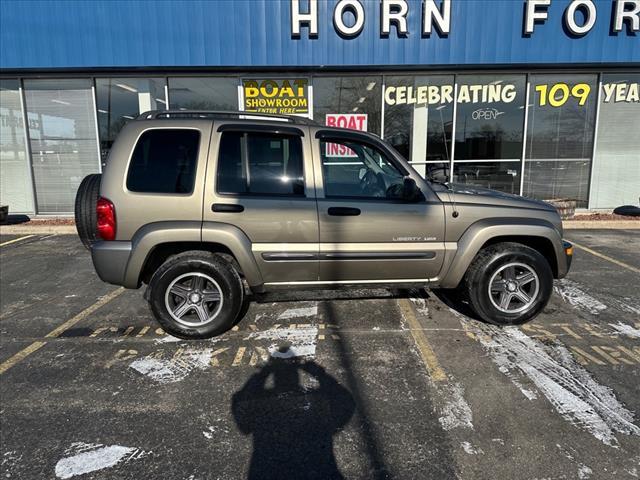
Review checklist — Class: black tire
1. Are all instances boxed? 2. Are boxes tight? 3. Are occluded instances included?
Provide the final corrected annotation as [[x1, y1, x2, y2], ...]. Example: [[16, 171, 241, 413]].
[[148, 251, 244, 339], [462, 242, 553, 326], [613, 205, 640, 217], [74, 173, 101, 249]]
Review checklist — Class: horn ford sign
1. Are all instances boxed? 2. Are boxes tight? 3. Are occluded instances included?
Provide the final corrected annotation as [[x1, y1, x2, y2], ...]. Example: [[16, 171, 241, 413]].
[[243, 79, 309, 115], [325, 114, 368, 157], [290, 0, 640, 38]]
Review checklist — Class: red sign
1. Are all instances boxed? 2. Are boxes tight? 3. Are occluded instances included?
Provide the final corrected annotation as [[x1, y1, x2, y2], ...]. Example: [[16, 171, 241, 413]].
[[325, 113, 368, 157]]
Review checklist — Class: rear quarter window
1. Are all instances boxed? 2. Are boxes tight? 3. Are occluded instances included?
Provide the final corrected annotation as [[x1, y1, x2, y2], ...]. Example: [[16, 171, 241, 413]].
[[126, 129, 200, 194]]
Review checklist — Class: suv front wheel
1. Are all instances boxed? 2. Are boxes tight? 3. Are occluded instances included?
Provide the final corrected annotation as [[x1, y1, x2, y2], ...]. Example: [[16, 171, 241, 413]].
[[462, 242, 553, 325], [148, 251, 243, 339]]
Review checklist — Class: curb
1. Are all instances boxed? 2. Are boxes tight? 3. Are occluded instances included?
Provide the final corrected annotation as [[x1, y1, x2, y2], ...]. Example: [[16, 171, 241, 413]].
[[563, 220, 640, 229]]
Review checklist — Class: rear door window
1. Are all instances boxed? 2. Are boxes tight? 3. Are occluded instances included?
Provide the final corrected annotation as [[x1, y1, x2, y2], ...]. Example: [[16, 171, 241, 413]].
[[127, 129, 200, 194], [217, 132, 304, 196]]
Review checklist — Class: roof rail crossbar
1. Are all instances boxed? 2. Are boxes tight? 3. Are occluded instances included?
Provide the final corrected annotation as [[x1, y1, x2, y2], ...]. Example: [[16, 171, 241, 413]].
[[137, 110, 317, 125]]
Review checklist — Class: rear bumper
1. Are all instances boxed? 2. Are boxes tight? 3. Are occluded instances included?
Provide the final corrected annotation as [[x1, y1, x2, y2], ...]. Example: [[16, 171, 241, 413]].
[[91, 240, 132, 286]]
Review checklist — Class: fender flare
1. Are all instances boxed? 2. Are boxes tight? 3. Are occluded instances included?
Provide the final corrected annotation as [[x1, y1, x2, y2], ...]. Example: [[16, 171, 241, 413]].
[[201, 221, 263, 288], [123, 221, 263, 288], [438, 218, 566, 288]]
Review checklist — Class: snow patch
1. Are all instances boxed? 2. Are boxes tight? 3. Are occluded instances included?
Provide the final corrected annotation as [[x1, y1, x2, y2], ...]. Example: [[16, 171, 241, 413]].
[[437, 382, 474, 431], [2, 450, 22, 476], [155, 334, 183, 344], [409, 293, 429, 316], [247, 325, 318, 359], [464, 320, 640, 447], [460, 442, 483, 455], [609, 322, 640, 339], [578, 465, 593, 479], [554, 279, 607, 315], [54, 443, 148, 479], [278, 305, 318, 320], [129, 348, 212, 383]]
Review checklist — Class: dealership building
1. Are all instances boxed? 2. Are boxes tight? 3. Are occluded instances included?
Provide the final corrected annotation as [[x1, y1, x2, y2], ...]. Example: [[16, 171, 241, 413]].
[[1, 0, 638, 215]]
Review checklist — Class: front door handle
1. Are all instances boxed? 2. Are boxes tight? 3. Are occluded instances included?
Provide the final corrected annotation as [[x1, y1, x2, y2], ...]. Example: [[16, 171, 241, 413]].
[[328, 207, 361, 216], [212, 203, 244, 213]]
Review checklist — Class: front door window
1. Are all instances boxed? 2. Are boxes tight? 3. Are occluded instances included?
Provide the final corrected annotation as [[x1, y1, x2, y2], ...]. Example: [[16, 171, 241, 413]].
[[320, 139, 405, 199]]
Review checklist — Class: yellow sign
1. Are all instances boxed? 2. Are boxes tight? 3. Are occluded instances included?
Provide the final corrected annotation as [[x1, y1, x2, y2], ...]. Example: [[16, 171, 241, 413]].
[[242, 78, 309, 115], [535, 83, 591, 107]]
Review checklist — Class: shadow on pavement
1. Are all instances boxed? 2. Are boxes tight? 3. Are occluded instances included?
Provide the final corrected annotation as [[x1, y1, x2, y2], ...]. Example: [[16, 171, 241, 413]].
[[232, 357, 355, 480], [430, 287, 482, 321]]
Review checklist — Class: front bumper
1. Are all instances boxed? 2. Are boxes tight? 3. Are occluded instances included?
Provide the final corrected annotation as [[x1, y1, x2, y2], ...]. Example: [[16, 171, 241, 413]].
[[91, 240, 132, 286], [562, 240, 573, 274]]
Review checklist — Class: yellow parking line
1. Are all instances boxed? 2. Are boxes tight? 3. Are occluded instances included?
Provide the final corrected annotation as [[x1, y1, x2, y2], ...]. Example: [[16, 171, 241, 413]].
[[0, 235, 36, 247], [0, 342, 47, 375], [398, 298, 447, 382], [571, 241, 640, 274], [0, 288, 125, 375]]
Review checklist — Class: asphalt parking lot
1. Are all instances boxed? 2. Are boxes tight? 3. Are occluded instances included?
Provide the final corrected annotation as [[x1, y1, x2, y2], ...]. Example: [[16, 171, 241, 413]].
[[1, 230, 639, 479]]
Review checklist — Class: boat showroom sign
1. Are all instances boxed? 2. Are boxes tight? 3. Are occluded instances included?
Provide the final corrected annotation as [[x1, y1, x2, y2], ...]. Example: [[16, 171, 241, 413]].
[[290, 0, 640, 38], [243, 79, 310, 115]]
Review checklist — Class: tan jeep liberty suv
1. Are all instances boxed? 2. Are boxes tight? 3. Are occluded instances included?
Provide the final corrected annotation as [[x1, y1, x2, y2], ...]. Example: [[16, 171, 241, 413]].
[[75, 110, 573, 339]]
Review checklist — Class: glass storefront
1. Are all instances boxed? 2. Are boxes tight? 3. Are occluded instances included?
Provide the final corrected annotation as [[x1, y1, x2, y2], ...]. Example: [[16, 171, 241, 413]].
[[0, 72, 637, 215], [383, 75, 454, 182], [523, 74, 598, 208], [314, 77, 382, 136], [0, 79, 33, 213], [453, 74, 526, 194], [23, 79, 101, 214], [96, 78, 168, 157], [168, 77, 238, 111], [590, 73, 640, 209]]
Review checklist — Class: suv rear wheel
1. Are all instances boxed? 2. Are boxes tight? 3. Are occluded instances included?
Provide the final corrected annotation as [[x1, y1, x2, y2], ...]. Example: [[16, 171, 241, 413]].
[[462, 242, 553, 325], [148, 251, 243, 339]]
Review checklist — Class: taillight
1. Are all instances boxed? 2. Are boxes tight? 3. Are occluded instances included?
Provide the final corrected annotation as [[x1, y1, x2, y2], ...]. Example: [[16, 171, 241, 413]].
[[96, 197, 116, 241]]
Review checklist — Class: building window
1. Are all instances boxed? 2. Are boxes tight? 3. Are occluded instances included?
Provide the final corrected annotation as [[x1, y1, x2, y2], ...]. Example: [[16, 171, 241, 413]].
[[127, 129, 200, 194], [319, 138, 405, 199], [168, 77, 238, 111], [0, 79, 34, 214], [313, 77, 382, 135], [96, 78, 168, 158], [23, 79, 101, 214], [523, 74, 598, 208], [453, 74, 526, 194], [217, 132, 304, 196], [383, 75, 454, 182], [589, 74, 640, 209]]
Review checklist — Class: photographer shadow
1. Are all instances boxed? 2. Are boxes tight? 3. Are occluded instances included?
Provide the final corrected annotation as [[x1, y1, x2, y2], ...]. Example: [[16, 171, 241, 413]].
[[232, 357, 355, 480]]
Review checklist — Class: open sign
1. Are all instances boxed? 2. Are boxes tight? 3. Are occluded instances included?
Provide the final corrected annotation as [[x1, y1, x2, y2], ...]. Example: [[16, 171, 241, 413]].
[[471, 108, 505, 120], [325, 114, 368, 157]]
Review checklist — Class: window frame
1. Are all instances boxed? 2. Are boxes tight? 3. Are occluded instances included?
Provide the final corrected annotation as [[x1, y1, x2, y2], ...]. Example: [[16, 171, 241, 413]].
[[215, 129, 306, 198], [317, 133, 411, 202], [125, 127, 202, 196]]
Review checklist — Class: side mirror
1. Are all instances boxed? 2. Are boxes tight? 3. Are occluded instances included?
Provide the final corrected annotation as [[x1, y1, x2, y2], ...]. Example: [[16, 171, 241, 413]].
[[402, 177, 424, 203]]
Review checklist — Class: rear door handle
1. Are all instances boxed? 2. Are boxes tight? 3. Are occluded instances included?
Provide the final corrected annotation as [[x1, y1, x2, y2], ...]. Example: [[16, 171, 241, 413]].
[[328, 207, 361, 216], [212, 203, 244, 213]]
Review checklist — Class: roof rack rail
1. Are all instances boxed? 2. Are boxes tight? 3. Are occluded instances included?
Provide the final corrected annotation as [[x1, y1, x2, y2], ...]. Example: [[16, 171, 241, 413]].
[[137, 110, 318, 125]]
